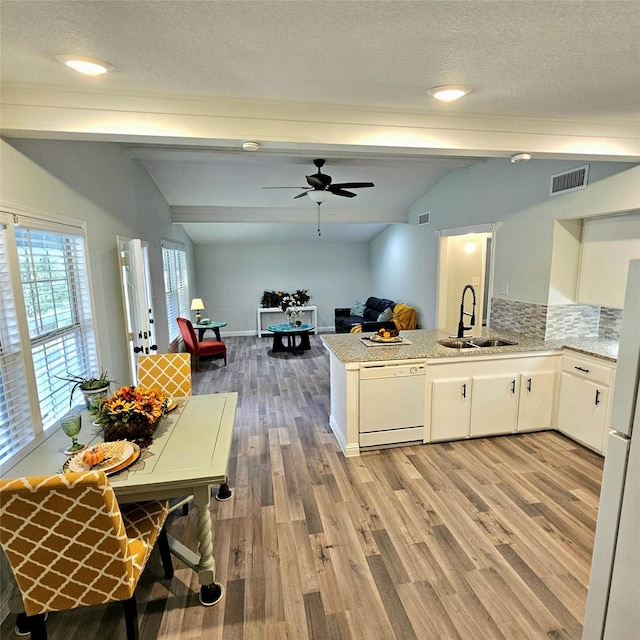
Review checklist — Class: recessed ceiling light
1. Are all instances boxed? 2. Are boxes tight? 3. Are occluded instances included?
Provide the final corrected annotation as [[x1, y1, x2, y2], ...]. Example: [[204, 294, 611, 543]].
[[242, 141, 260, 151], [427, 85, 473, 102], [511, 153, 532, 163], [55, 55, 114, 76]]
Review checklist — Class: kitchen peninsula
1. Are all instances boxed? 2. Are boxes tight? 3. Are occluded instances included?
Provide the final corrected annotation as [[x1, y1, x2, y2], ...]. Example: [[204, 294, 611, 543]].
[[322, 329, 618, 457]]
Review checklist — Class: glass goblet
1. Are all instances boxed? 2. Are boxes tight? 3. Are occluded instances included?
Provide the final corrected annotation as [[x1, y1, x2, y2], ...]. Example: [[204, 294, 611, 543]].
[[61, 413, 84, 454]]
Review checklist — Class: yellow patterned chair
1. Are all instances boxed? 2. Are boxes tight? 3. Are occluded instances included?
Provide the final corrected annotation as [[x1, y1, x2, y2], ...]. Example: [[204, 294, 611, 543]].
[[0, 471, 173, 640], [137, 352, 192, 398]]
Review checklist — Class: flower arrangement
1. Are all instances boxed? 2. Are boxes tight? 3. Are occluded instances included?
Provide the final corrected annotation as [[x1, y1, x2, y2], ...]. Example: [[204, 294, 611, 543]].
[[260, 289, 310, 309], [94, 386, 169, 441]]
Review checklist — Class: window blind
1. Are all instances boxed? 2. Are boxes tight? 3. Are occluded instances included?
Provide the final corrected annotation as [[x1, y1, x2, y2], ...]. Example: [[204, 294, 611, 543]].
[[162, 241, 189, 345], [0, 213, 98, 464], [0, 220, 34, 462], [16, 227, 98, 427]]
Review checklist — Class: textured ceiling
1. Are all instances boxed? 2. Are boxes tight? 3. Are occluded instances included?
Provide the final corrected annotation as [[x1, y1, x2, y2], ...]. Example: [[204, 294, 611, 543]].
[[3, 0, 639, 120], [2, 0, 639, 243]]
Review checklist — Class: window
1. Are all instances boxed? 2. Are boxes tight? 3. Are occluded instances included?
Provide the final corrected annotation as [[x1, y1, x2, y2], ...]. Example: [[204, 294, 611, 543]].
[[162, 240, 189, 345], [0, 211, 98, 465]]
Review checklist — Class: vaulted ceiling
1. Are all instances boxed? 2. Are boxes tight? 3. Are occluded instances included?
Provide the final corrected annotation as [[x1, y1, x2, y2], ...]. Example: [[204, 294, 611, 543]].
[[1, 1, 639, 242]]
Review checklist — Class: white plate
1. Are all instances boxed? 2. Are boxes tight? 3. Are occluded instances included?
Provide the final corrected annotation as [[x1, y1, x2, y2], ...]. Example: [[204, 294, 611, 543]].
[[68, 441, 134, 473]]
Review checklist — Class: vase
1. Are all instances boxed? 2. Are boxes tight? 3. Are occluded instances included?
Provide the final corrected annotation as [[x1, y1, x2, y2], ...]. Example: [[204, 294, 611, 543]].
[[81, 385, 110, 411]]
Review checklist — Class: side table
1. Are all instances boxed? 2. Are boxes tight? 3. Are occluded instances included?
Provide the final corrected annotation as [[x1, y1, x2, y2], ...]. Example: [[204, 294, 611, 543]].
[[193, 321, 227, 342]]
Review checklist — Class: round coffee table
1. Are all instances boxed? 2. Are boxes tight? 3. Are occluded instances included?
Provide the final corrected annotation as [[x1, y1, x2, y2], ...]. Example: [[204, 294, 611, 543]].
[[267, 323, 315, 355]]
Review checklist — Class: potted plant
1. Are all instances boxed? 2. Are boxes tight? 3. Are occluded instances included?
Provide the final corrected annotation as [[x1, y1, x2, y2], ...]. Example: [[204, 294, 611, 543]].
[[58, 369, 115, 410]]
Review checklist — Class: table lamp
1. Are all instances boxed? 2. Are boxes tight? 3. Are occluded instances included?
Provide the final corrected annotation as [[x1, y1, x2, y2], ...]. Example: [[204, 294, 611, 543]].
[[191, 298, 205, 323]]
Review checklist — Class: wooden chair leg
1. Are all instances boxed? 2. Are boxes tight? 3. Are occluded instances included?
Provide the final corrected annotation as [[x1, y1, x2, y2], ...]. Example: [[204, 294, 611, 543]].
[[157, 527, 174, 580], [122, 596, 139, 640]]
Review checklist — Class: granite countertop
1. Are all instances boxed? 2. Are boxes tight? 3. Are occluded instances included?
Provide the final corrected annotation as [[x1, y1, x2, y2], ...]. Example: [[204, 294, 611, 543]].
[[321, 328, 619, 364]]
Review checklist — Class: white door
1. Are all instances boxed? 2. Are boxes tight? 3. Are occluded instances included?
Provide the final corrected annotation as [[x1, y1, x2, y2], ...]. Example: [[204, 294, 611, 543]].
[[117, 237, 157, 382]]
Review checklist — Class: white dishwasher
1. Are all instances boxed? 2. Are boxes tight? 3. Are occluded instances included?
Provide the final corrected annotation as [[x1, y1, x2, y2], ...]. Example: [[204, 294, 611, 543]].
[[359, 362, 426, 447]]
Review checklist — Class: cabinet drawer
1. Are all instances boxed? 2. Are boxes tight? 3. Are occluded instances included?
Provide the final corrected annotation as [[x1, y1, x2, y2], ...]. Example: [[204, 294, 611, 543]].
[[561, 354, 613, 386]]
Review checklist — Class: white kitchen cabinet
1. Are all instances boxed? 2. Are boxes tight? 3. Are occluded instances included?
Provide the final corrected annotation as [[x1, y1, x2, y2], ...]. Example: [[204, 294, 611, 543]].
[[556, 353, 615, 453], [517, 370, 557, 432], [470, 374, 519, 437], [431, 378, 471, 441], [427, 354, 559, 443]]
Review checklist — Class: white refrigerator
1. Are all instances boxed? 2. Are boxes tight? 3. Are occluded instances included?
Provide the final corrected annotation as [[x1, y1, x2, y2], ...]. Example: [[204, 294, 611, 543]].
[[583, 258, 640, 640]]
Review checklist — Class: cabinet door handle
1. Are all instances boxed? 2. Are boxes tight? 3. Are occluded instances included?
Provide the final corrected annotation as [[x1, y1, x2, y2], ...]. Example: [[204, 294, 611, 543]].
[[575, 366, 590, 373], [462, 383, 466, 399], [595, 389, 601, 405], [527, 378, 532, 392], [511, 380, 516, 394]]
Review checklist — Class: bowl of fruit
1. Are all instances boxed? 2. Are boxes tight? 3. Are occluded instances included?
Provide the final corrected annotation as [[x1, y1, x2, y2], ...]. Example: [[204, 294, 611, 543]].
[[370, 327, 402, 343]]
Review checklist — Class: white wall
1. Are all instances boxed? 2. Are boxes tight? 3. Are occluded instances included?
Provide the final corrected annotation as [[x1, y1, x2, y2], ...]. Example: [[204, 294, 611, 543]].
[[193, 241, 372, 333], [577, 212, 640, 308], [0, 138, 195, 385], [371, 159, 640, 328], [370, 223, 437, 328]]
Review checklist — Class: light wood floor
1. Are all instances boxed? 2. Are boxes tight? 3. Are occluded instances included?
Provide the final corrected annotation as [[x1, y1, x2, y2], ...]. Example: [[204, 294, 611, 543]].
[[2, 335, 604, 639]]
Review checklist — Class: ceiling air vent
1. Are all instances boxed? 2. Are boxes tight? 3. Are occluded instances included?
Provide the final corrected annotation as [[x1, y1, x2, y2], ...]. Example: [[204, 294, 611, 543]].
[[418, 212, 431, 226], [550, 164, 589, 197]]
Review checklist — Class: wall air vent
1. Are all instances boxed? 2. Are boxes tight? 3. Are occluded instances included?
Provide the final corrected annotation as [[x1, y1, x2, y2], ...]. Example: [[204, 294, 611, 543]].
[[550, 164, 589, 197], [418, 212, 431, 226]]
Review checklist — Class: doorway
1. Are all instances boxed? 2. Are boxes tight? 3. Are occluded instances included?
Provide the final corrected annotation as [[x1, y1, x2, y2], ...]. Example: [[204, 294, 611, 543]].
[[117, 237, 157, 382], [436, 224, 497, 334]]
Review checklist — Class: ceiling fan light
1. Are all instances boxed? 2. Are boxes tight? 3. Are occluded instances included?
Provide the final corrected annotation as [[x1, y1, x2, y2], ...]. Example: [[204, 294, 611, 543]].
[[307, 190, 330, 204], [55, 54, 114, 75], [427, 85, 472, 102]]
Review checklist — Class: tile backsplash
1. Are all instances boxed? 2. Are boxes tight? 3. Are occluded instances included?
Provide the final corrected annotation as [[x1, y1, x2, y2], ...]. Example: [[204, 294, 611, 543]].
[[598, 307, 624, 340], [546, 304, 600, 340], [490, 298, 623, 341], [490, 298, 548, 339]]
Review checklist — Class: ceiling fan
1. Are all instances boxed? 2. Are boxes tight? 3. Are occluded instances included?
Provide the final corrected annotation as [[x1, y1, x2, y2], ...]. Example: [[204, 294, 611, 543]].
[[263, 159, 375, 203]]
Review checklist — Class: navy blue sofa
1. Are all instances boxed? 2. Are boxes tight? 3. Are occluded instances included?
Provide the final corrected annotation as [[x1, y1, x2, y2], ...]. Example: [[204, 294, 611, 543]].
[[334, 296, 397, 333]]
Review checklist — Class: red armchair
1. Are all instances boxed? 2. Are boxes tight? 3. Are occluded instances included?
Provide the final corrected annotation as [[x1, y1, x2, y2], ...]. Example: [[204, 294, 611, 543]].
[[176, 317, 227, 370]]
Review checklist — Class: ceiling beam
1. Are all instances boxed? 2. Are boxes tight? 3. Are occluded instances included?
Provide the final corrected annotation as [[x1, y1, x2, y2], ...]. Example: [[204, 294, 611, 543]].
[[171, 206, 409, 224], [2, 86, 639, 161]]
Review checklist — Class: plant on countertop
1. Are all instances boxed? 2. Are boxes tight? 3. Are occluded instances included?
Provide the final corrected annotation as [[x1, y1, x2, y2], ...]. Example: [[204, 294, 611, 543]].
[[260, 289, 311, 309], [56, 369, 115, 408]]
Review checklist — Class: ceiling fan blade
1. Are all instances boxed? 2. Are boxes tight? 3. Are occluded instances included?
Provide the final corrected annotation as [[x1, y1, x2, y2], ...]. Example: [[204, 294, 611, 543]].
[[262, 186, 309, 190], [293, 191, 310, 199], [329, 188, 357, 198], [330, 182, 375, 189]]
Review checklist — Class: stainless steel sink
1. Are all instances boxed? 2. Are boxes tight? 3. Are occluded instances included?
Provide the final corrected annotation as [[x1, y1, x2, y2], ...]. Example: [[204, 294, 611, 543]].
[[437, 339, 478, 349], [437, 338, 518, 349], [470, 339, 518, 348]]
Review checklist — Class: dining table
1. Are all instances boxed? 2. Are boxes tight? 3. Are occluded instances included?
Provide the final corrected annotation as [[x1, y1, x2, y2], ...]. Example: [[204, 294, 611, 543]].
[[0, 392, 238, 606]]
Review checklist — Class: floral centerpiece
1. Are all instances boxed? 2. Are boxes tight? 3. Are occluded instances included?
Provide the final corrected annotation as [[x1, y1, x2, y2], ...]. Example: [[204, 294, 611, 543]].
[[261, 289, 310, 309], [93, 386, 169, 441], [280, 289, 310, 324]]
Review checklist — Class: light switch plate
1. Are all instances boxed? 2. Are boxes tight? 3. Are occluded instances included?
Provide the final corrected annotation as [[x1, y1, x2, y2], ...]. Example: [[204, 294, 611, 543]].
[[499, 283, 509, 295]]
